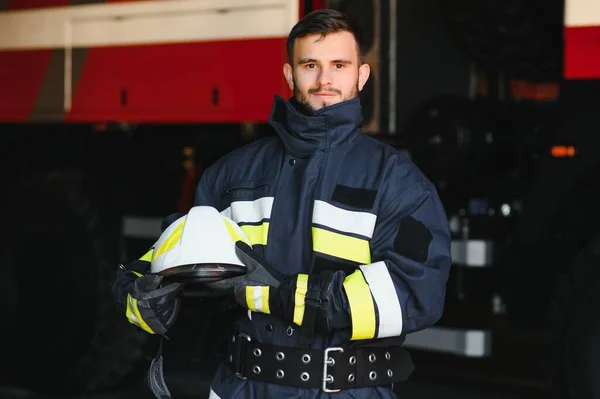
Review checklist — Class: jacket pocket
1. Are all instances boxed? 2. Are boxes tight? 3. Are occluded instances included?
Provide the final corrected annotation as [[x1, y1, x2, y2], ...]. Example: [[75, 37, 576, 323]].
[[219, 179, 275, 247], [220, 178, 273, 202]]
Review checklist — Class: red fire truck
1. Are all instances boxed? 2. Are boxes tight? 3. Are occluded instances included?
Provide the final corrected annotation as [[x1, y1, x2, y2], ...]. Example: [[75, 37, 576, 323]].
[[1, 0, 600, 397]]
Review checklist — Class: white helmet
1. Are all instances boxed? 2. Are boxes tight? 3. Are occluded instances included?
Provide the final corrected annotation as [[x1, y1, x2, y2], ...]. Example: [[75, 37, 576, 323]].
[[150, 206, 250, 283]]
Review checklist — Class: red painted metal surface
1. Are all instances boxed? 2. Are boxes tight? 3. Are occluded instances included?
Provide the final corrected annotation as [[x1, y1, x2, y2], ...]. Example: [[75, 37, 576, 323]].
[[0, 50, 53, 121], [6, 0, 68, 11], [0, 38, 292, 123], [564, 26, 600, 79], [64, 38, 291, 123], [312, 0, 325, 10], [0, 0, 302, 123]]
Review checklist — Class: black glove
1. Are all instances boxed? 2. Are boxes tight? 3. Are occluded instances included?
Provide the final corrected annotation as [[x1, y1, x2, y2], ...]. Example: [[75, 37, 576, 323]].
[[200, 242, 336, 334], [111, 266, 183, 335], [195, 242, 283, 313], [202, 241, 284, 294]]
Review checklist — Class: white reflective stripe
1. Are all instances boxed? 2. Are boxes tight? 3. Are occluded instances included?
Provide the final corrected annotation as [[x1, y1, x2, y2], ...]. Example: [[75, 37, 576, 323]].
[[122, 216, 163, 239], [404, 327, 492, 358], [359, 261, 403, 338], [451, 240, 493, 267], [312, 200, 377, 238], [0, 0, 300, 50], [252, 286, 265, 313], [220, 207, 232, 220], [208, 387, 222, 399], [222, 197, 274, 225], [565, 0, 600, 27]]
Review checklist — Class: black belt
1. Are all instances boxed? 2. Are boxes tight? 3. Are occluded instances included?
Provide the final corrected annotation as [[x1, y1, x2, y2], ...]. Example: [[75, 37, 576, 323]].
[[226, 333, 414, 392]]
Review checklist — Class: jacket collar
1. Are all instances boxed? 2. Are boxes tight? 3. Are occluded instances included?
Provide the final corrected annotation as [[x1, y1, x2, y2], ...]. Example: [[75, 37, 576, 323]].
[[268, 95, 364, 157]]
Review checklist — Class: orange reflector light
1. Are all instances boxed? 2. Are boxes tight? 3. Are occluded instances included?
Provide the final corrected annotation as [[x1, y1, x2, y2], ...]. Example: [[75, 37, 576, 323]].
[[551, 145, 576, 157]]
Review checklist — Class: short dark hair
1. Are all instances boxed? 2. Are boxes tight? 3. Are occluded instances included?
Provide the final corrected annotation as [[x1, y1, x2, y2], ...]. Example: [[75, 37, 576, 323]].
[[287, 9, 364, 65]]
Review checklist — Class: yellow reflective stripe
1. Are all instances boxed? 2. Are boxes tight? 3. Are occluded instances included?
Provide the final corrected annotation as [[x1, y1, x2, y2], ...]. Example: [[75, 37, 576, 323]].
[[125, 294, 155, 334], [152, 219, 185, 262], [129, 295, 156, 334], [132, 271, 143, 277], [293, 274, 308, 326], [223, 218, 250, 245], [343, 270, 376, 340], [262, 288, 270, 315], [125, 293, 135, 325], [312, 227, 371, 264], [139, 248, 154, 262], [246, 286, 256, 311], [245, 286, 270, 314], [240, 222, 269, 246]]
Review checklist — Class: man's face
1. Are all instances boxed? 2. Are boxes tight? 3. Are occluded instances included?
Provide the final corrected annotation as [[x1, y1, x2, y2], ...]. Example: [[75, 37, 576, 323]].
[[283, 31, 370, 114]]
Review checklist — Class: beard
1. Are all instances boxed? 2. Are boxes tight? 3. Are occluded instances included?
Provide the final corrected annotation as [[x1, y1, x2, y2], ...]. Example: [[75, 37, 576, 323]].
[[292, 76, 359, 115]]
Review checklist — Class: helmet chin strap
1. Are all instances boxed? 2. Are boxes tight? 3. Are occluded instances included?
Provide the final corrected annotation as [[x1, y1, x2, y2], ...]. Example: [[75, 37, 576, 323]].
[[147, 336, 173, 399]]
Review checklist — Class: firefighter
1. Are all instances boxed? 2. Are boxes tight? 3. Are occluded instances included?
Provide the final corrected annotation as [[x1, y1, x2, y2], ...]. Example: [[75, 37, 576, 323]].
[[113, 8, 452, 399]]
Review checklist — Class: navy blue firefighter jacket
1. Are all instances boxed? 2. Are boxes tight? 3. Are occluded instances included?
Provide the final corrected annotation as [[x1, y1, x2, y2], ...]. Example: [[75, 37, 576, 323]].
[[196, 95, 452, 398]]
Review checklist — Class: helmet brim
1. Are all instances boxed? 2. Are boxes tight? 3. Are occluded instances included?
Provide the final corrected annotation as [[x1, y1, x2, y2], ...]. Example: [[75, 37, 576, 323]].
[[159, 263, 246, 283]]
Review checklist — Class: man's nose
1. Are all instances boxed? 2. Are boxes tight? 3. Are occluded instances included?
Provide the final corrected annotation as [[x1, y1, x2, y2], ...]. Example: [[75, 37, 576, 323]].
[[318, 69, 333, 86]]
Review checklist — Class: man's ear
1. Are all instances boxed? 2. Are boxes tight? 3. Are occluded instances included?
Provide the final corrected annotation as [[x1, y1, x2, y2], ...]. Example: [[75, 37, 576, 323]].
[[283, 63, 294, 90], [358, 63, 371, 92]]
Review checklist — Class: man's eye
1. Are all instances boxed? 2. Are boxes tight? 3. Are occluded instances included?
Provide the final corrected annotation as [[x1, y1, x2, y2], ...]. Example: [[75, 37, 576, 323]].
[[335, 64, 344, 68], [306, 64, 316, 69]]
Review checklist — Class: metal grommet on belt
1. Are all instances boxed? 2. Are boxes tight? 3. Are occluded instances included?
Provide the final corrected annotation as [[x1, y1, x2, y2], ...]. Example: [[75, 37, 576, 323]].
[[228, 342, 406, 390], [286, 326, 294, 336]]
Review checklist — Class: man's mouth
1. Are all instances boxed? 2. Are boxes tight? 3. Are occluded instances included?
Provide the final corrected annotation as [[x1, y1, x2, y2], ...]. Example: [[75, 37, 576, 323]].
[[312, 91, 338, 97]]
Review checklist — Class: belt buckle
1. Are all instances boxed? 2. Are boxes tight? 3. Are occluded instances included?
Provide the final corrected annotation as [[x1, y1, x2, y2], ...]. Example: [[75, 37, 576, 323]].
[[234, 332, 251, 380], [322, 346, 343, 393]]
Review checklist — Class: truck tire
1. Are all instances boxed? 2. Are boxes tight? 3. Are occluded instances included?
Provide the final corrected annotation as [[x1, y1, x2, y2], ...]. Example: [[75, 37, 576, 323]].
[[547, 234, 600, 398], [0, 170, 149, 393]]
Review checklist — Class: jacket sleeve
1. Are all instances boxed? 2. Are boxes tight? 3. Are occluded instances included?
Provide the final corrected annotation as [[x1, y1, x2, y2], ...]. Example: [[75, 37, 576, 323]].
[[344, 182, 451, 338], [194, 171, 218, 207], [274, 181, 452, 341]]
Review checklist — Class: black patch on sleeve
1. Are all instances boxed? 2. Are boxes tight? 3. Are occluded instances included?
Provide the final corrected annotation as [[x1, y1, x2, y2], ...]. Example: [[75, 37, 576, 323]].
[[312, 256, 359, 276], [393, 216, 433, 263], [332, 184, 377, 210]]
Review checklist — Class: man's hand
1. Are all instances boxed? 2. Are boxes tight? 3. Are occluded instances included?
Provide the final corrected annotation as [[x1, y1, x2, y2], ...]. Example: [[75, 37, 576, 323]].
[[203, 242, 284, 293], [198, 242, 284, 313], [198, 242, 335, 335], [112, 267, 183, 335]]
